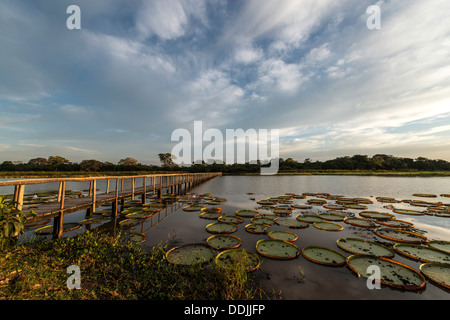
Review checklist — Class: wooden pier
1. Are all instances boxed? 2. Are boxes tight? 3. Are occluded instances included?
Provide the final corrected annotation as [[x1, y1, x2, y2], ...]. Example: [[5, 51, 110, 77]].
[[0, 172, 222, 238]]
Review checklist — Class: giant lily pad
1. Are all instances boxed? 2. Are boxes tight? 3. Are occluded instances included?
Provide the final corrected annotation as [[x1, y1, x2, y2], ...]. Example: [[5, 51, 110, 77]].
[[419, 263, 450, 289], [313, 221, 343, 231], [245, 223, 270, 234], [215, 249, 260, 272], [336, 238, 394, 258], [125, 211, 154, 219], [359, 211, 395, 220], [346, 255, 426, 291], [296, 214, 323, 223], [393, 243, 450, 264], [374, 228, 427, 244], [343, 217, 375, 228], [428, 240, 450, 254], [166, 243, 214, 266], [207, 234, 241, 250], [35, 222, 81, 235], [251, 216, 276, 225], [318, 213, 344, 221], [375, 218, 414, 229], [206, 222, 237, 234], [218, 215, 244, 224], [301, 246, 346, 266], [235, 209, 260, 218], [392, 208, 424, 216], [276, 219, 309, 229], [268, 230, 298, 242], [199, 211, 222, 220], [256, 239, 300, 260]]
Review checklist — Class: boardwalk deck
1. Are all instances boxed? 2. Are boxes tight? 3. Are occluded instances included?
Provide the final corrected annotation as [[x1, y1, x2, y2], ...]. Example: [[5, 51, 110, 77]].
[[0, 172, 222, 238]]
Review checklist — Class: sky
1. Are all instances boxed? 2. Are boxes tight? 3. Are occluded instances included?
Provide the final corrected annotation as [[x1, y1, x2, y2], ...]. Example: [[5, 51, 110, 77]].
[[1, 0, 450, 165]]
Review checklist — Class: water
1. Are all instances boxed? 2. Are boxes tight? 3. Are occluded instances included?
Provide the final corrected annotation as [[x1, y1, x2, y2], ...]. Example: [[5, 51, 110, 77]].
[[10, 175, 450, 299]]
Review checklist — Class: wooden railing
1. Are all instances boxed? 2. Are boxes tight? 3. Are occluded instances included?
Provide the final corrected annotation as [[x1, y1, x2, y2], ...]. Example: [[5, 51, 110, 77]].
[[0, 172, 222, 238]]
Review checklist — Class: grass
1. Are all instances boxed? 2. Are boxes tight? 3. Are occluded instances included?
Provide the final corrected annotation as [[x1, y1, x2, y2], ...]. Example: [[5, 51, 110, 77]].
[[230, 170, 450, 177], [0, 231, 273, 300]]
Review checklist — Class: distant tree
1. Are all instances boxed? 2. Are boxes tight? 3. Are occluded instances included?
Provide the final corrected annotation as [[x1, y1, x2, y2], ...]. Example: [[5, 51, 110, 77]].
[[158, 153, 178, 167], [28, 157, 48, 167], [80, 159, 104, 172], [118, 157, 138, 166], [48, 156, 70, 171]]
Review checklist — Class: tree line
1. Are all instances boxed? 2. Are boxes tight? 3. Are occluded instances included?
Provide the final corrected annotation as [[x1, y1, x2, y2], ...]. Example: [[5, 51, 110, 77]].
[[1, 153, 450, 173]]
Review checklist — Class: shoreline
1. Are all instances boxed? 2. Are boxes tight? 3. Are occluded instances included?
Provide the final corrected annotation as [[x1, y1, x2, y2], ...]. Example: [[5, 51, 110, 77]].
[[1, 170, 450, 179]]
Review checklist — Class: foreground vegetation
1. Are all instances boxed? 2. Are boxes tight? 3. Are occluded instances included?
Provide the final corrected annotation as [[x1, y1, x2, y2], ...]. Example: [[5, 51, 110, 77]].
[[0, 231, 270, 300]]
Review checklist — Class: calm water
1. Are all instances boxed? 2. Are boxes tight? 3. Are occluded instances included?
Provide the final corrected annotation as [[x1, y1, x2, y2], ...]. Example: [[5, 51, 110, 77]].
[[11, 175, 450, 300]]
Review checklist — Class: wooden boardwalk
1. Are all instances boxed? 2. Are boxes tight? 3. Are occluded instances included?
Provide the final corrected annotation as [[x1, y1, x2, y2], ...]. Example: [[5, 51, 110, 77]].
[[0, 172, 222, 238]]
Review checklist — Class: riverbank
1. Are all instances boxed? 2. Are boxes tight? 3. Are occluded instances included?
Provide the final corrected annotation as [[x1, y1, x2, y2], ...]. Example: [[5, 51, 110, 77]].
[[1, 170, 450, 179], [0, 231, 271, 300]]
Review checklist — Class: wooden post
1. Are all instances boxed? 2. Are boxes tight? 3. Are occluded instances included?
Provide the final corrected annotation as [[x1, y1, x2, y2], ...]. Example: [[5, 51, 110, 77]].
[[91, 179, 96, 213], [14, 185, 25, 211], [114, 178, 119, 217], [132, 178, 135, 199], [60, 181, 66, 210], [141, 177, 146, 204], [106, 179, 110, 194], [53, 211, 64, 239]]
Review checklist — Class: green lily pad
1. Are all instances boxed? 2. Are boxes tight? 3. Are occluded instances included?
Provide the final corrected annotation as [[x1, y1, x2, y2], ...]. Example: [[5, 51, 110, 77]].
[[313, 221, 343, 231], [393, 243, 450, 264], [392, 208, 424, 216], [166, 243, 214, 266], [268, 230, 298, 242], [79, 216, 108, 225], [206, 222, 237, 234], [235, 209, 260, 218], [318, 213, 345, 221], [218, 215, 244, 224], [420, 263, 450, 289], [199, 211, 222, 220], [346, 255, 426, 291], [125, 211, 154, 219], [207, 234, 241, 250], [256, 239, 300, 260], [35, 222, 81, 235], [301, 246, 346, 266], [336, 238, 394, 258], [374, 228, 427, 244], [359, 211, 395, 219], [215, 249, 260, 272], [296, 214, 323, 223], [129, 232, 146, 243], [428, 240, 450, 254], [375, 218, 414, 228], [245, 223, 270, 234], [119, 218, 141, 228], [343, 217, 375, 228], [276, 219, 309, 229], [251, 216, 275, 225]]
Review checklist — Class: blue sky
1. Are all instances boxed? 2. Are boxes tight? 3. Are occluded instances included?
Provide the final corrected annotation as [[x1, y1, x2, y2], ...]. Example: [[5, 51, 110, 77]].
[[1, 0, 450, 165]]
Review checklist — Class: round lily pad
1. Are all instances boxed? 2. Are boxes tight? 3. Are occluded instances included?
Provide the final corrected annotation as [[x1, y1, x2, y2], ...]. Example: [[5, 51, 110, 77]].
[[359, 211, 395, 219], [420, 263, 450, 289], [272, 208, 293, 215], [343, 217, 375, 228], [251, 216, 275, 225], [125, 211, 153, 219], [344, 204, 368, 210], [428, 240, 450, 254], [260, 214, 278, 221], [215, 249, 260, 272], [119, 218, 141, 229], [206, 222, 237, 234], [393, 243, 450, 264], [256, 239, 300, 260], [268, 230, 298, 242], [129, 232, 146, 243], [302, 246, 346, 266], [296, 214, 323, 223], [412, 193, 437, 198], [183, 205, 203, 212], [218, 215, 244, 224], [257, 200, 277, 206], [374, 228, 428, 244], [392, 208, 424, 216], [199, 211, 222, 220], [201, 207, 222, 213], [313, 221, 343, 231], [245, 223, 270, 234], [207, 234, 241, 250], [79, 216, 108, 225], [322, 204, 346, 210], [35, 222, 81, 235], [307, 199, 327, 205], [166, 243, 214, 266], [293, 204, 313, 210], [318, 213, 345, 221], [276, 219, 309, 229], [235, 209, 260, 218], [346, 255, 426, 291], [336, 238, 394, 258], [375, 218, 414, 228]]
